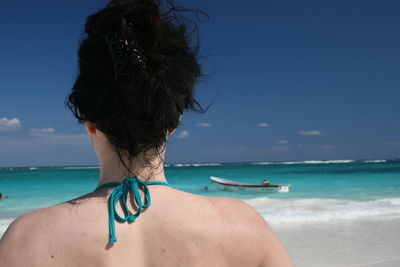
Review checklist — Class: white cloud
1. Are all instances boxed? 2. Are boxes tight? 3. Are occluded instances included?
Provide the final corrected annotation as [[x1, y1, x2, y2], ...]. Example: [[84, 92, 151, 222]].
[[178, 130, 190, 139], [196, 122, 211, 127], [43, 133, 88, 142], [298, 130, 321, 136], [297, 143, 303, 148], [29, 128, 56, 135], [275, 140, 289, 145], [28, 127, 88, 144], [0, 117, 21, 131], [257, 123, 269, 128]]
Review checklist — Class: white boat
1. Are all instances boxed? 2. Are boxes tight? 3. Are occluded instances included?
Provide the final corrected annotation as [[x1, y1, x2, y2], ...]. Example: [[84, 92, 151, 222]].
[[210, 176, 290, 193]]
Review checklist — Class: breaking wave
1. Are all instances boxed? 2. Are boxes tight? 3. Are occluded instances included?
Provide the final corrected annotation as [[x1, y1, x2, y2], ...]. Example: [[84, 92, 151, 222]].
[[245, 197, 400, 225], [252, 159, 388, 165]]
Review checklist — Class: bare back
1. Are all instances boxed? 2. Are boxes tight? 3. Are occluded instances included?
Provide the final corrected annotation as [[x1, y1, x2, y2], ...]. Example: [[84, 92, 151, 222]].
[[0, 186, 293, 267]]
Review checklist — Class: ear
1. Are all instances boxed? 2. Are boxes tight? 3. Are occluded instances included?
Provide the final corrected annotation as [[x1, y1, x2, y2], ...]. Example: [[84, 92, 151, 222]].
[[85, 121, 97, 135], [167, 128, 176, 136], [167, 115, 182, 136]]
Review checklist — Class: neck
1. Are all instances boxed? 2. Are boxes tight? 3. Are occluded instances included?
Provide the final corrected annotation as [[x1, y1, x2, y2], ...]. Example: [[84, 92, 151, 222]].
[[97, 150, 167, 186]]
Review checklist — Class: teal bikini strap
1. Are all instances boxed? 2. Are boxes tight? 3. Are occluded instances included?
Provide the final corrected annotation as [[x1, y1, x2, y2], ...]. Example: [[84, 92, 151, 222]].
[[94, 177, 171, 244]]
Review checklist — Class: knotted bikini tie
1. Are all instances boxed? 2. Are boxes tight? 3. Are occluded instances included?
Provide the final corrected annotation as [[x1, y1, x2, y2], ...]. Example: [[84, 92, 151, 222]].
[[94, 177, 171, 243]]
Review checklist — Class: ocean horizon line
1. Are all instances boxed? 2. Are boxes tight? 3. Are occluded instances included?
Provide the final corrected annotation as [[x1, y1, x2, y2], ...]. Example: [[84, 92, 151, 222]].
[[1, 158, 399, 170]]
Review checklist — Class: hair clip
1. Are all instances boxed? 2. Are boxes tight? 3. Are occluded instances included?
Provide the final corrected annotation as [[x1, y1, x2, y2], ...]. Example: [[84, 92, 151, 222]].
[[105, 23, 150, 80]]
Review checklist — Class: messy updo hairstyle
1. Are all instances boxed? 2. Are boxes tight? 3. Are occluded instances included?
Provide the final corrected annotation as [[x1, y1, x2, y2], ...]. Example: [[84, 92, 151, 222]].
[[67, 0, 207, 173]]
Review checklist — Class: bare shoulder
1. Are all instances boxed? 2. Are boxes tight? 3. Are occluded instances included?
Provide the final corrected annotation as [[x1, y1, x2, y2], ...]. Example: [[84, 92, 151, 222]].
[[0, 204, 66, 266], [211, 196, 266, 222], [208, 197, 294, 267]]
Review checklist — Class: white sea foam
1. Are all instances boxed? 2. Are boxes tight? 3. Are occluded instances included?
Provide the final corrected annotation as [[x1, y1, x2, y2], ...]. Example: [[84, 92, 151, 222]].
[[252, 159, 389, 165], [61, 166, 99, 170], [173, 163, 192, 167], [0, 218, 14, 238], [364, 159, 387, 163], [303, 160, 354, 164], [245, 197, 400, 225], [253, 159, 361, 165], [191, 163, 222, 167], [172, 163, 221, 167]]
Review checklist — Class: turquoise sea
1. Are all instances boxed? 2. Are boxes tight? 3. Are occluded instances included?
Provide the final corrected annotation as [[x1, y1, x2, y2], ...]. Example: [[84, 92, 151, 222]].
[[1, 159, 400, 236]]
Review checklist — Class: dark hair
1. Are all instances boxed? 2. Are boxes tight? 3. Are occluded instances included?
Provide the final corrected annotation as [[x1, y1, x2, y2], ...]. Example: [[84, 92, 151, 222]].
[[67, 0, 207, 173]]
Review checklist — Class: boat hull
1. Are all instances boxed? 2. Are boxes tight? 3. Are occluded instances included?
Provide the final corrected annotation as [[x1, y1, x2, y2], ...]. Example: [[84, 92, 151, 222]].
[[210, 176, 290, 193]]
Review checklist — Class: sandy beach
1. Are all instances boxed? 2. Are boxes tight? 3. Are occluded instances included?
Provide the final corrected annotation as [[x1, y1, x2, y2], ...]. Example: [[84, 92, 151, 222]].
[[272, 217, 400, 267]]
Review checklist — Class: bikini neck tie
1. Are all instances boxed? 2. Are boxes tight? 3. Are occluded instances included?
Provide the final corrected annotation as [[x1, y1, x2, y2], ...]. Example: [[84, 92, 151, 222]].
[[94, 177, 170, 244]]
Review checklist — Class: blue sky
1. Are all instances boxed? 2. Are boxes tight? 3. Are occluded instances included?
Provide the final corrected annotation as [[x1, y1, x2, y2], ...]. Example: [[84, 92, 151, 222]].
[[0, 0, 399, 167]]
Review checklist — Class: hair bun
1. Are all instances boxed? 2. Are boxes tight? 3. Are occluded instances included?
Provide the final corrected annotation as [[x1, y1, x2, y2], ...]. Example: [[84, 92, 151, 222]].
[[68, 0, 207, 173], [85, 0, 160, 36]]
